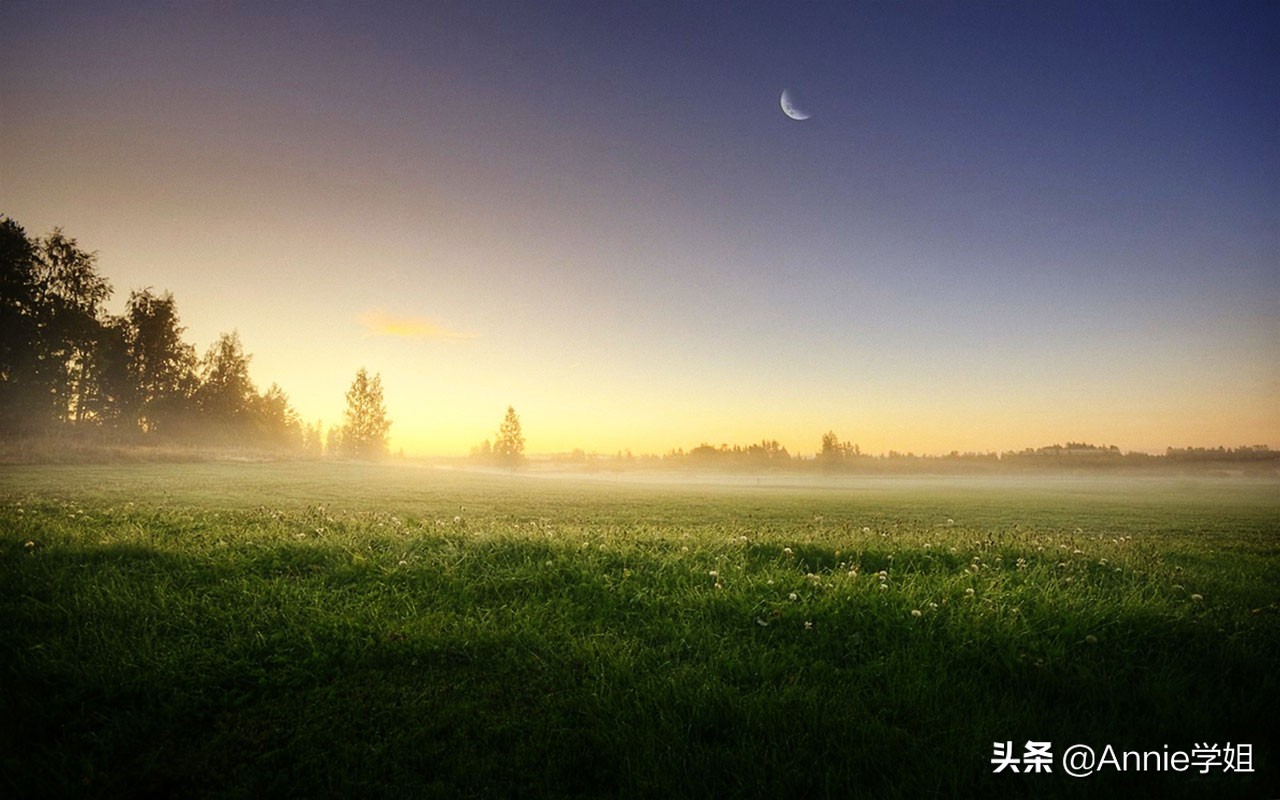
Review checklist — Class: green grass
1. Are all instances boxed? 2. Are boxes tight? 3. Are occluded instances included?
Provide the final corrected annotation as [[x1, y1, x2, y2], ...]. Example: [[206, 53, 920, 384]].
[[2, 463, 1278, 798]]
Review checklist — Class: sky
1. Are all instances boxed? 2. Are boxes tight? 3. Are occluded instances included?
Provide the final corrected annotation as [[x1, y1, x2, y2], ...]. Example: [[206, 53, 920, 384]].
[[2, 1, 1277, 457]]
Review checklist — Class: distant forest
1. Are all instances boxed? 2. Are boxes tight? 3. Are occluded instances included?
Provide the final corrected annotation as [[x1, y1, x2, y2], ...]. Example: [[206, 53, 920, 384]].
[[2, 216, 1276, 471]]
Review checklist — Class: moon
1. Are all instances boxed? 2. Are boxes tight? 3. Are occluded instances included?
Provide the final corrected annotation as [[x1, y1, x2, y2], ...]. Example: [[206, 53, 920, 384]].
[[780, 89, 810, 121]]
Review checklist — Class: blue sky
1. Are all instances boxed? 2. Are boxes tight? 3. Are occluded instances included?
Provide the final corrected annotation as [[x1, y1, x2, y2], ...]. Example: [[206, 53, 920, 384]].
[[3, 1, 1277, 454]]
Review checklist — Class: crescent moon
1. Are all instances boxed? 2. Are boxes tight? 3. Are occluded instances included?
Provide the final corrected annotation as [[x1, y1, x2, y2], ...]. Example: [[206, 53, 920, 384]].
[[780, 89, 810, 121]]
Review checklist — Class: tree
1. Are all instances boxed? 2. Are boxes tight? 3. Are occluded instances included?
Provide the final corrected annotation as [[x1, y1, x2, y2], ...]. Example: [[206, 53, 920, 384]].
[[340, 368, 390, 459], [301, 420, 325, 458], [0, 217, 43, 435], [33, 229, 114, 426], [493, 406, 525, 466], [194, 331, 256, 440], [123, 288, 197, 434], [0, 226, 118, 431], [251, 383, 302, 449], [819, 430, 859, 468]]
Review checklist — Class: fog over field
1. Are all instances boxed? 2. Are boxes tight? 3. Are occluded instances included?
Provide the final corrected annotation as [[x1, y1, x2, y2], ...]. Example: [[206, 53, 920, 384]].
[[3, 462, 1277, 797], [2, 1, 1276, 796]]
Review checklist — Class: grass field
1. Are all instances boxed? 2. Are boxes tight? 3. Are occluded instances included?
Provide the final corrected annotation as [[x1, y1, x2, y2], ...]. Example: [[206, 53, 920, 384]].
[[2, 462, 1278, 798]]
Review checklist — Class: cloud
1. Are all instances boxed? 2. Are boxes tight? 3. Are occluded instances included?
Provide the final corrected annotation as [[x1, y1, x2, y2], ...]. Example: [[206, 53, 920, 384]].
[[359, 310, 477, 341]]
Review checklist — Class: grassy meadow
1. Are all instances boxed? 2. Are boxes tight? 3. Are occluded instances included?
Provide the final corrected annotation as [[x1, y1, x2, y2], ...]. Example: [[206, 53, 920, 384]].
[[2, 462, 1278, 798]]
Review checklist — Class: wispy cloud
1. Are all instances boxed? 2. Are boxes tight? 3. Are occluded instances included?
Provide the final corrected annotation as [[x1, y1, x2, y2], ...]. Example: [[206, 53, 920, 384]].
[[359, 310, 477, 341]]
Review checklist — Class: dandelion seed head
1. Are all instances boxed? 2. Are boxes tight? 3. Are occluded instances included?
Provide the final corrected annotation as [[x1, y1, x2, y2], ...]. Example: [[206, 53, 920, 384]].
[[1085, 634, 1098, 645], [789, 592, 798, 601], [1191, 593, 1204, 602], [911, 609, 922, 618]]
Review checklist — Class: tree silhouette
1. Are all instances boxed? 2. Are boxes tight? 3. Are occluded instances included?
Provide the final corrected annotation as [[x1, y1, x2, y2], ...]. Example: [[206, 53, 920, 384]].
[[195, 332, 256, 437], [0, 217, 43, 434], [493, 406, 525, 466], [252, 383, 302, 449], [340, 368, 390, 460], [123, 288, 197, 434], [35, 229, 114, 426]]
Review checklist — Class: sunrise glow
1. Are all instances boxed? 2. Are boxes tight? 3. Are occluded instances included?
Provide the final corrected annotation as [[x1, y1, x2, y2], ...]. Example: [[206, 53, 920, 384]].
[[3, 3, 1276, 457]]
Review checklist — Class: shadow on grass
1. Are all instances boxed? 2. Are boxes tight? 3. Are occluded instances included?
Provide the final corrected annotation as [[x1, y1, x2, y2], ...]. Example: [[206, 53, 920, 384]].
[[3, 539, 1277, 799]]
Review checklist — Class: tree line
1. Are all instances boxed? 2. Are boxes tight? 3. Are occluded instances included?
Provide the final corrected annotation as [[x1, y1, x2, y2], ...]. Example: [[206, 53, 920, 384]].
[[4, 217, 1270, 468], [0, 216, 397, 459]]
